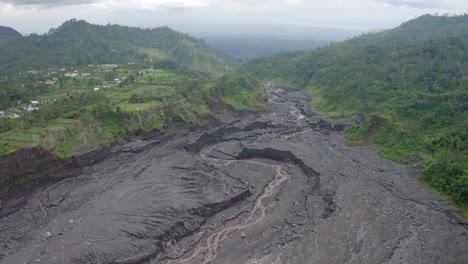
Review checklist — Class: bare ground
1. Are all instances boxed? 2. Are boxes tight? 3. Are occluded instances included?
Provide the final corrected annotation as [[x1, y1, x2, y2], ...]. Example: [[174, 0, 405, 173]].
[[0, 88, 467, 264]]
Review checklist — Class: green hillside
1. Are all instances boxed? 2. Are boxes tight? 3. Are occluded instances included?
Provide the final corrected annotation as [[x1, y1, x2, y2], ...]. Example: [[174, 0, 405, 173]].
[[0, 20, 263, 158], [359, 14, 468, 44], [241, 14, 468, 209], [0, 19, 234, 74], [0, 26, 21, 38], [0, 66, 265, 157]]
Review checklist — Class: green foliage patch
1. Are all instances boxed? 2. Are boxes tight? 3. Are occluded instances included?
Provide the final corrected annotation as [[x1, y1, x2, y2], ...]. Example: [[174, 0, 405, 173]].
[[0, 64, 265, 158], [0, 19, 235, 75], [208, 74, 266, 110]]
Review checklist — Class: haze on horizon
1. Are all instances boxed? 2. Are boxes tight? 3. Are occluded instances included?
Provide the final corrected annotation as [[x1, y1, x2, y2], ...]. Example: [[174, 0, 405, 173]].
[[0, 0, 467, 35]]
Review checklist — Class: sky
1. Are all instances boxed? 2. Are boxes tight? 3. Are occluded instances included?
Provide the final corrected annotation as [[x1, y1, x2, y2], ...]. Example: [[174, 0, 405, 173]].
[[0, 0, 467, 34]]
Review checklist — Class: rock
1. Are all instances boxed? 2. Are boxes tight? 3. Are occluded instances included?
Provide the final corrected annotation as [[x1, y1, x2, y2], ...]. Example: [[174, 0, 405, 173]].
[[216, 114, 242, 125], [49, 201, 60, 207], [185, 121, 277, 152], [44, 232, 52, 238], [209, 142, 244, 160], [71, 147, 111, 168], [351, 113, 366, 124]]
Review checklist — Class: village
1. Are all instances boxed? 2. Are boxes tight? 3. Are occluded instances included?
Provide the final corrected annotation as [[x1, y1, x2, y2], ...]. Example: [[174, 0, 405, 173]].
[[0, 99, 50, 119], [0, 63, 136, 119]]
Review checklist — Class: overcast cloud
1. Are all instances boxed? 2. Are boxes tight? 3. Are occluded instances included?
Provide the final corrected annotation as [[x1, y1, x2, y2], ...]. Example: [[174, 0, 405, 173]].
[[0, 0, 94, 6], [0, 0, 466, 34], [374, 0, 454, 8]]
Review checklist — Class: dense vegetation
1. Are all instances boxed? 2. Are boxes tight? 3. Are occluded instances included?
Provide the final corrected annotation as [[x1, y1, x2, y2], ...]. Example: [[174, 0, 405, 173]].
[[0, 19, 238, 110], [242, 14, 468, 209], [0, 20, 264, 158], [207, 74, 265, 109], [0, 26, 21, 38], [0, 19, 234, 74], [0, 65, 265, 157]]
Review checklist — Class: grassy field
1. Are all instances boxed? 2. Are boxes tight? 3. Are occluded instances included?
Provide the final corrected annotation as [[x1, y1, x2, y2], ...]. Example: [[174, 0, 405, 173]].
[[0, 66, 265, 157]]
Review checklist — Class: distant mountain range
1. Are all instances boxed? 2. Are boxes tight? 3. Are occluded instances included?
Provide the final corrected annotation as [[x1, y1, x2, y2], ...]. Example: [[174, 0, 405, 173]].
[[0, 26, 21, 38], [0, 19, 233, 74]]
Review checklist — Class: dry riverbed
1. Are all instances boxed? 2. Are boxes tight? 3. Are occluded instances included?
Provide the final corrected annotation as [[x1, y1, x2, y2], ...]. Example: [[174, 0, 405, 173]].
[[0, 88, 467, 264]]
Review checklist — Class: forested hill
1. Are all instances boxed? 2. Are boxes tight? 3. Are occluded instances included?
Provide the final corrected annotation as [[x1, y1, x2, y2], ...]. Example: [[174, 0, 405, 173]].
[[241, 14, 468, 86], [241, 14, 468, 210], [0, 19, 233, 74], [354, 14, 468, 44], [0, 26, 21, 38]]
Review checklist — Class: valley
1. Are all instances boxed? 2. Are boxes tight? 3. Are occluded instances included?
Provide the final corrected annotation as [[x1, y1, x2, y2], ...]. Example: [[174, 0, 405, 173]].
[[0, 13, 467, 264], [0, 88, 466, 263]]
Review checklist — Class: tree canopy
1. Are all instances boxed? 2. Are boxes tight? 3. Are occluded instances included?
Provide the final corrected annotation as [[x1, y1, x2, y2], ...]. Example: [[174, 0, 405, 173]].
[[0, 19, 234, 74], [0, 26, 21, 38]]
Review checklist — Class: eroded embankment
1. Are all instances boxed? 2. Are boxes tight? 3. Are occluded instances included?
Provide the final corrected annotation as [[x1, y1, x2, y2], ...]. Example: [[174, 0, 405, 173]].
[[237, 147, 320, 186], [0, 147, 78, 207], [0, 140, 166, 215], [162, 138, 326, 264], [0, 105, 235, 207], [100, 141, 326, 264]]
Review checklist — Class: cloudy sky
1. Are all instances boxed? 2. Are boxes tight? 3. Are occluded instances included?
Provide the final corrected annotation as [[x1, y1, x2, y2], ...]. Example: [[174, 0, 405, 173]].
[[0, 0, 467, 34]]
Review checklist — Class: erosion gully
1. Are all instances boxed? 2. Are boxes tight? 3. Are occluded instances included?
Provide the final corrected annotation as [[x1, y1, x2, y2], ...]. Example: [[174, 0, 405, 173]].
[[0, 88, 467, 264]]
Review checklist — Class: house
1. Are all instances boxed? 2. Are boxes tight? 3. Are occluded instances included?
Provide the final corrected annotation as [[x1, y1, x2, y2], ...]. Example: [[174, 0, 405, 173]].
[[94, 87, 100, 92], [40, 99, 49, 104], [6, 112, 20, 119], [25, 105, 39, 112], [101, 64, 118, 68], [64, 73, 79, 78]]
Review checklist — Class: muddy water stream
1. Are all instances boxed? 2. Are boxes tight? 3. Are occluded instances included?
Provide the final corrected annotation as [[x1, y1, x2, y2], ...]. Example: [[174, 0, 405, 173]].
[[163, 145, 289, 264]]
